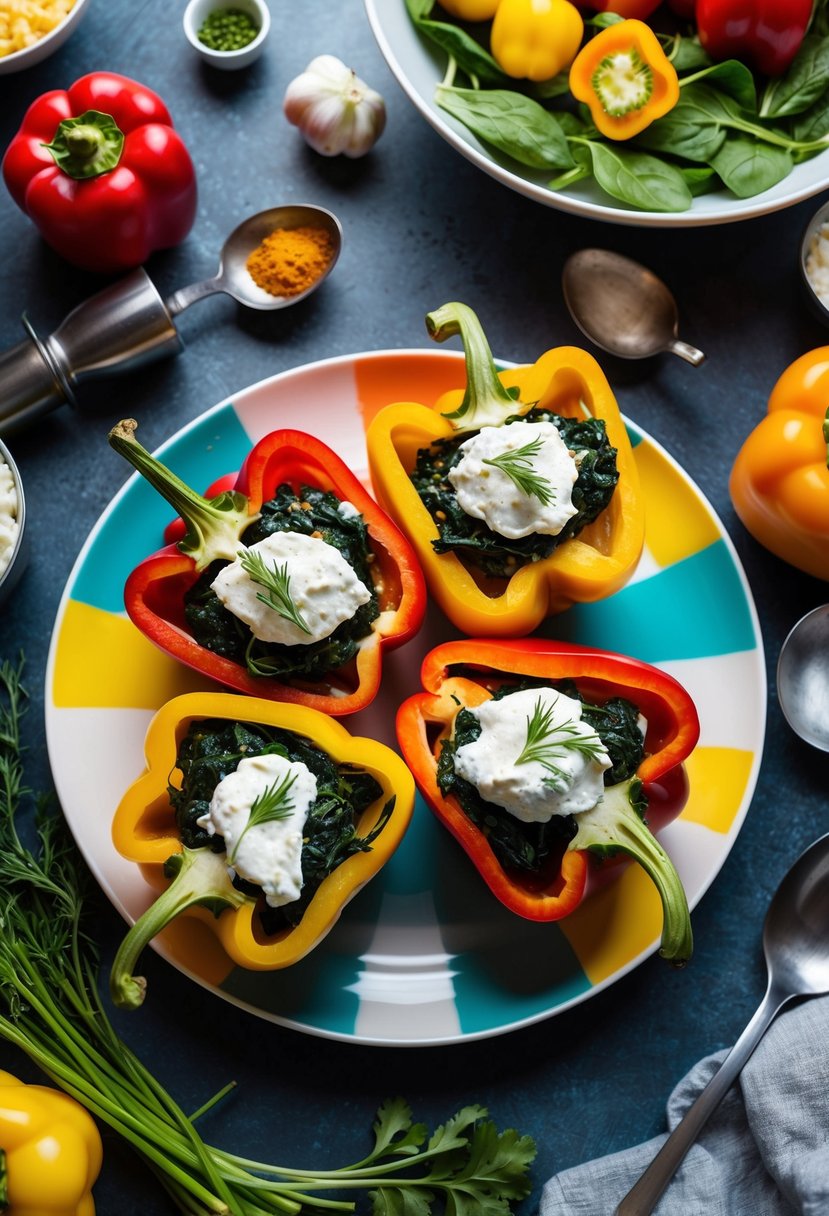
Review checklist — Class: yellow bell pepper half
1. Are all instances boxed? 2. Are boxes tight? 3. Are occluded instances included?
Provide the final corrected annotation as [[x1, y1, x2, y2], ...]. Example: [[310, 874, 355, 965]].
[[366, 303, 644, 637], [110, 692, 415, 1008], [490, 0, 584, 82], [569, 19, 680, 140], [730, 347, 829, 581], [0, 1071, 102, 1216]]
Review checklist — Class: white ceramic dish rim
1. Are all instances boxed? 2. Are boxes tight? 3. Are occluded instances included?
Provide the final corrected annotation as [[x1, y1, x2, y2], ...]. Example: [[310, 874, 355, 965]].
[[365, 0, 829, 229]]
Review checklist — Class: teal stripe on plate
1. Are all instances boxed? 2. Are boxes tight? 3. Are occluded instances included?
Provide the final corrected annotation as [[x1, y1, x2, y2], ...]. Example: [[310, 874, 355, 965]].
[[220, 945, 362, 1036], [540, 539, 756, 661], [69, 406, 253, 615]]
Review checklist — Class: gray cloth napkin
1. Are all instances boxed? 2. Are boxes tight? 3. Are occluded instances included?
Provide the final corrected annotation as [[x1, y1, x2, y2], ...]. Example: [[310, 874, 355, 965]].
[[539, 994, 829, 1216]]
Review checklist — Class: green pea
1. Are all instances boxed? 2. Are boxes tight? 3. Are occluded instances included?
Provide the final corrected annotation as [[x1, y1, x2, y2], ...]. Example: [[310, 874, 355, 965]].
[[197, 7, 259, 51]]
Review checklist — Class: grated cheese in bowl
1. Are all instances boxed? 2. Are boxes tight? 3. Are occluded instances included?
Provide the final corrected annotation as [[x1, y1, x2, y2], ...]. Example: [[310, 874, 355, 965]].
[[0, 0, 76, 57]]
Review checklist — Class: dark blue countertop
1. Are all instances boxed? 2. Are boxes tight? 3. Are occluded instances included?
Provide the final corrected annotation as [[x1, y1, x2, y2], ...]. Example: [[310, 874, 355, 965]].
[[0, 2, 828, 1212]]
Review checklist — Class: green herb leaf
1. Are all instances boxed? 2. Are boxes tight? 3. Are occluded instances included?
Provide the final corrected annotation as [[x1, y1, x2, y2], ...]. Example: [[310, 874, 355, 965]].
[[419, 20, 508, 85], [515, 697, 606, 791], [405, 0, 434, 21], [682, 58, 757, 111], [708, 135, 793, 197], [238, 547, 312, 634], [581, 141, 693, 212], [436, 84, 574, 169], [482, 435, 556, 506], [760, 35, 829, 118], [227, 769, 297, 865]]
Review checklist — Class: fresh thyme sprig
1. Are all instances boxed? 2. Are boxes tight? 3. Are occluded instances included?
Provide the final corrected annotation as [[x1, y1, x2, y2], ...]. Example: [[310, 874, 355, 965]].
[[228, 770, 297, 865], [482, 435, 556, 506], [239, 548, 311, 634], [516, 697, 606, 792]]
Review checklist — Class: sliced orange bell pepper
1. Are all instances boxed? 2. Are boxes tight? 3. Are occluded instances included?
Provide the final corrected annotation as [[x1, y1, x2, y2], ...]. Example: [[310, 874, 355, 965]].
[[366, 302, 643, 637], [110, 691, 414, 1008], [569, 19, 680, 141], [729, 347, 829, 582]]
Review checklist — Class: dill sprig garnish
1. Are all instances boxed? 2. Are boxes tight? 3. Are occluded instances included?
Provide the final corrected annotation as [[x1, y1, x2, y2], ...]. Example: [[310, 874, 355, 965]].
[[515, 697, 606, 791], [482, 435, 556, 506], [228, 770, 297, 864], [239, 548, 311, 634]]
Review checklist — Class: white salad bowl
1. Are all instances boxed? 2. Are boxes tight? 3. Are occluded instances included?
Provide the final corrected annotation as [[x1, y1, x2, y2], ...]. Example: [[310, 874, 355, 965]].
[[365, 0, 829, 229], [0, 0, 91, 75]]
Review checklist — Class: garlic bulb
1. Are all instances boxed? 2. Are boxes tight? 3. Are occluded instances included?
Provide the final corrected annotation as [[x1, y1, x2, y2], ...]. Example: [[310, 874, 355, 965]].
[[283, 54, 386, 158]]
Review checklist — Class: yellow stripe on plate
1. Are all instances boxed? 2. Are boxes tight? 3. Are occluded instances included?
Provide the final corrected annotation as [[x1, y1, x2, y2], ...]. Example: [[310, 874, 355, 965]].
[[52, 601, 206, 709], [681, 746, 755, 834], [637, 439, 721, 566], [559, 864, 663, 985]]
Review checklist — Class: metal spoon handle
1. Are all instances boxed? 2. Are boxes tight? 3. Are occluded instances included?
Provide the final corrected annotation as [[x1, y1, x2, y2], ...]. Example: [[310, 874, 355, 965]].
[[614, 981, 792, 1215], [165, 275, 225, 318], [667, 338, 706, 366]]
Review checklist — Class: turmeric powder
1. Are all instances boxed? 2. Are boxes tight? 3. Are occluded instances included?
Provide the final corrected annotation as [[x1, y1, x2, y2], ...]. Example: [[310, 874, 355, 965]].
[[246, 225, 335, 297]]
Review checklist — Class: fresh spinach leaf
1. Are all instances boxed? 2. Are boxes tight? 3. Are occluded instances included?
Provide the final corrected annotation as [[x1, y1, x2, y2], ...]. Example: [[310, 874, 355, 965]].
[[436, 84, 574, 169], [419, 20, 508, 85], [584, 141, 693, 211], [635, 103, 727, 163], [529, 72, 571, 100], [405, 0, 434, 21], [670, 34, 713, 72], [709, 135, 793, 197], [791, 91, 829, 142], [680, 164, 720, 195], [760, 35, 829, 118], [682, 59, 757, 111]]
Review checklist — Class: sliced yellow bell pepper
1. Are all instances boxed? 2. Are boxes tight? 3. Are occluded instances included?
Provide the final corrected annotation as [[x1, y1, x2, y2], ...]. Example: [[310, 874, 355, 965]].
[[0, 1070, 102, 1215], [110, 692, 415, 1008], [490, 0, 584, 82], [366, 302, 644, 637], [569, 19, 679, 140], [730, 347, 829, 581]]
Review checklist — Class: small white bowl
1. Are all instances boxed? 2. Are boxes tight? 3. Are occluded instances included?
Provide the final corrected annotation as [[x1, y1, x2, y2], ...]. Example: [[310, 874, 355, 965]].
[[0, 439, 27, 607], [0, 0, 91, 75], [800, 196, 829, 326], [183, 0, 270, 71]]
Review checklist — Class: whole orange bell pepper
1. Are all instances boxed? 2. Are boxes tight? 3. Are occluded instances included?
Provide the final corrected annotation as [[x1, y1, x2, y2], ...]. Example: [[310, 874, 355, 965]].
[[109, 691, 414, 1009], [729, 348, 829, 582], [366, 302, 643, 637]]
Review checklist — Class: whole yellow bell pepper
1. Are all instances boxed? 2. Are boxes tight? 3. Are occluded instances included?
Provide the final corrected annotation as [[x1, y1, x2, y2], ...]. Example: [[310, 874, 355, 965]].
[[0, 1070, 102, 1215], [366, 303, 644, 637], [730, 347, 829, 581], [490, 0, 584, 81], [569, 19, 679, 140]]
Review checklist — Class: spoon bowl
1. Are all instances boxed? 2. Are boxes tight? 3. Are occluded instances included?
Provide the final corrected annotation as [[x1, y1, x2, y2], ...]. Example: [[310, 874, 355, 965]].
[[616, 832, 829, 1214], [777, 604, 829, 752], [562, 249, 705, 366], [166, 204, 343, 317]]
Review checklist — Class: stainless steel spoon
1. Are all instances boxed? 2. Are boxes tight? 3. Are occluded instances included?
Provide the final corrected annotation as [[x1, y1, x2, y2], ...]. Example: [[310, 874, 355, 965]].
[[777, 605, 829, 752], [615, 832, 829, 1215], [165, 203, 343, 316], [562, 249, 705, 366]]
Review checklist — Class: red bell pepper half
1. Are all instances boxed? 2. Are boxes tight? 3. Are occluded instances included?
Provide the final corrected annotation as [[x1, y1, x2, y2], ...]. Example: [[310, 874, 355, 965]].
[[108, 420, 426, 716], [2, 72, 197, 273], [695, 0, 814, 77], [396, 638, 700, 964]]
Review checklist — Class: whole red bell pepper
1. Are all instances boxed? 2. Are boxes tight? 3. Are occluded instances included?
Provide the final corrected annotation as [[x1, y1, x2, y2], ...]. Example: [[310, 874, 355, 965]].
[[397, 638, 700, 964], [2, 72, 197, 273], [696, 0, 814, 77], [108, 420, 426, 716]]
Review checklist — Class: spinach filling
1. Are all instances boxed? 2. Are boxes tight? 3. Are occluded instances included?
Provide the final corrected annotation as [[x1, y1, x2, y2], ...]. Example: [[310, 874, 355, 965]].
[[410, 409, 619, 579], [436, 680, 646, 878], [184, 483, 380, 681], [170, 718, 391, 933]]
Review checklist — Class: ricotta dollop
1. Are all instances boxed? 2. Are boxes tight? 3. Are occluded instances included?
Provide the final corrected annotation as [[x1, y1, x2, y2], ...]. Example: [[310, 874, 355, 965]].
[[452, 686, 611, 823], [210, 530, 371, 646], [197, 752, 317, 907], [447, 420, 579, 540], [0, 458, 18, 578]]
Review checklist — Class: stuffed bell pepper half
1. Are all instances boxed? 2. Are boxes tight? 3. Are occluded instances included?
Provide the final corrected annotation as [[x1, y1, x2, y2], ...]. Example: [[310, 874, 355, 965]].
[[110, 692, 415, 1008], [366, 303, 643, 636], [397, 639, 700, 964], [108, 421, 426, 715]]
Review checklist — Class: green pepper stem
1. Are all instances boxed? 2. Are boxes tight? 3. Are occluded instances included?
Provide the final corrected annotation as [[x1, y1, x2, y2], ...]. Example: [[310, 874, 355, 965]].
[[569, 778, 693, 965], [110, 847, 251, 1011], [425, 302, 518, 434], [108, 419, 257, 570]]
